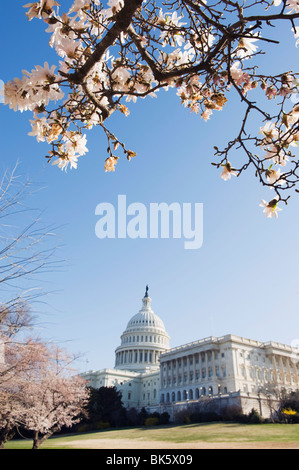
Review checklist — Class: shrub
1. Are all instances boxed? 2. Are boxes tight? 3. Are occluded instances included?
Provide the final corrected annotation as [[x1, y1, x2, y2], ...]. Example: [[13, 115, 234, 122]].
[[145, 417, 160, 427], [95, 421, 110, 430], [189, 411, 222, 423], [75, 424, 89, 433], [247, 408, 264, 424], [138, 407, 149, 425], [280, 408, 299, 424], [159, 412, 170, 425], [221, 405, 244, 422], [174, 409, 191, 424]]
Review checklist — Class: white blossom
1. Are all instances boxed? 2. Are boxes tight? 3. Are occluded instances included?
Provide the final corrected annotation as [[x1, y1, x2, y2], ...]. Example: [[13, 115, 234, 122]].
[[260, 197, 282, 218]]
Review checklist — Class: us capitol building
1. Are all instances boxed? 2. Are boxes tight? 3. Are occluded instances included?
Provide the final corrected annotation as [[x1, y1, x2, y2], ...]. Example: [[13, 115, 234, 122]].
[[81, 287, 299, 419]]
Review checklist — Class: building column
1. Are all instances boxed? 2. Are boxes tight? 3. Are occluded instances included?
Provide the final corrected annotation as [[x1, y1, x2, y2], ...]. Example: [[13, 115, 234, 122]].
[[160, 361, 164, 391], [272, 355, 278, 383], [286, 357, 292, 384], [205, 351, 208, 378], [187, 355, 190, 385], [199, 352, 202, 383], [212, 350, 216, 378], [293, 357, 299, 384], [278, 356, 285, 384]]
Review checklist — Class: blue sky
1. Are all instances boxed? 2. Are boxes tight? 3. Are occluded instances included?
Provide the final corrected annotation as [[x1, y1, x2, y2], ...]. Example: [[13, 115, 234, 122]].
[[0, 2, 299, 373]]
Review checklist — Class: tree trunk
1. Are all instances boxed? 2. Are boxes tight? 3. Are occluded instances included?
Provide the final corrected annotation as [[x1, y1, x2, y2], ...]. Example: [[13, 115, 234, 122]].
[[32, 431, 40, 449], [32, 430, 54, 449], [0, 424, 15, 449]]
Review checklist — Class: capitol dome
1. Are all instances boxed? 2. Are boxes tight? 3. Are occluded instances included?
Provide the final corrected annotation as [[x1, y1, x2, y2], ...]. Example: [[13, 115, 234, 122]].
[[115, 286, 170, 373]]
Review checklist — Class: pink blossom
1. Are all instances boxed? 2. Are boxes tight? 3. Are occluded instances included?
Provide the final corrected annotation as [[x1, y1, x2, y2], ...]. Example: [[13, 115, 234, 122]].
[[220, 162, 238, 180]]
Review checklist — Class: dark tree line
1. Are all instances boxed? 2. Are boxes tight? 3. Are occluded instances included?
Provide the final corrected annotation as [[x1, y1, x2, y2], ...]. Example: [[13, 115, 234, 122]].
[[74, 386, 169, 431]]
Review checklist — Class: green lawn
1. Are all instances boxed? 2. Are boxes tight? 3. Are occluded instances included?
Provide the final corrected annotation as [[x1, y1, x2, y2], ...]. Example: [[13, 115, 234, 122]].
[[4, 422, 299, 449]]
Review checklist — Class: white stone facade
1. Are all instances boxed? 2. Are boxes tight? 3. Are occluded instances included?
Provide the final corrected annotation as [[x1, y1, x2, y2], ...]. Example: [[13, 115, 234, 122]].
[[81, 289, 299, 417], [159, 334, 299, 404]]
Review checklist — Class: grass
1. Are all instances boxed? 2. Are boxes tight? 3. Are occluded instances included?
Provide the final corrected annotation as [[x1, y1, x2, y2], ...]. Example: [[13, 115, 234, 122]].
[[4, 422, 299, 449]]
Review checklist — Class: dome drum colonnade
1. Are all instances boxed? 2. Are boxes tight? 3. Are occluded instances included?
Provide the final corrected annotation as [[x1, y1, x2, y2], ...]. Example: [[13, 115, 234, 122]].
[[114, 286, 170, 373]]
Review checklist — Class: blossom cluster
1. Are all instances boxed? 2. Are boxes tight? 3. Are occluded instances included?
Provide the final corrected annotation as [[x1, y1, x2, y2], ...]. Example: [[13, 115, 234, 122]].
[[3, 0, 299, 217]]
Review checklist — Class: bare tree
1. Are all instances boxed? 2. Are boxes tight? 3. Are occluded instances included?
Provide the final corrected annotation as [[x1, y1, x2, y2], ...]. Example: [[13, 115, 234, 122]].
[[0, 163, 59, 341]]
